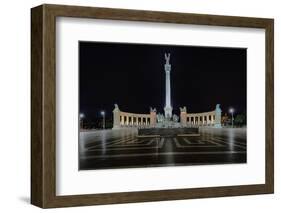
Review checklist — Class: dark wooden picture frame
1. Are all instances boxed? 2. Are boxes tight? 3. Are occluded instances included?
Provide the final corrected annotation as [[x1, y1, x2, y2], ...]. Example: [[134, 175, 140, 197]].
[[31, 4, 274, 208]]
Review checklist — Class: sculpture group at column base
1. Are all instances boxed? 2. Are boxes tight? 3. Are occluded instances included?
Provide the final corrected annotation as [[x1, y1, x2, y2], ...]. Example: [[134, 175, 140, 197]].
[[164, 106, 173, 119]]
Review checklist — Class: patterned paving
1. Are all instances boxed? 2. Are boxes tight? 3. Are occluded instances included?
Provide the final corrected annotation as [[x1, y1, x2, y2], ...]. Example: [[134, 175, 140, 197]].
[[79, 128, 246, 170]]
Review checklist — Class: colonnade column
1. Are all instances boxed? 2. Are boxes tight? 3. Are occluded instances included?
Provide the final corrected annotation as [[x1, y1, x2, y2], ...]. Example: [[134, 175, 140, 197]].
[[120, 115, 124, 126], [150, 108, 157, 127], [180, 106, 187, 127], [210, 115, 213, 125]]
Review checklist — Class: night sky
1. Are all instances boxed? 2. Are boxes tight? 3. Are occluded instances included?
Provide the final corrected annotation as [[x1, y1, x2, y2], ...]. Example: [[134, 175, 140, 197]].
[[79, 41, 246, 123]]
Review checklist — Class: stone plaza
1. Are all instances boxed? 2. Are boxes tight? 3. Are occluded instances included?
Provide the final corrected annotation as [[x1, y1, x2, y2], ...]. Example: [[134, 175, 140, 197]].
[[79, 127, 246, 170]]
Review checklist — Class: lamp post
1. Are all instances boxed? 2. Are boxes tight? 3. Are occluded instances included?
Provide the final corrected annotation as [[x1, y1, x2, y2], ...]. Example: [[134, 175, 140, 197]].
[[229, 108, 234, 128], [80, 113, 85, 129], [101, 111, 105, 129]]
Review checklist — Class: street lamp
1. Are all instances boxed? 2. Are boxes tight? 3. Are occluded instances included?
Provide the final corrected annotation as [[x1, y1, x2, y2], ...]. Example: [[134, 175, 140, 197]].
[[80, 113, 85, 129], [229, 108, 234, 128], [101, 111, 105, 129]]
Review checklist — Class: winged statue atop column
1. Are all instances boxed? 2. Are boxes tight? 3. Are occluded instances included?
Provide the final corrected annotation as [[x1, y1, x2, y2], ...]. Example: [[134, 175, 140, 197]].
[[165, 53, 170, 65]]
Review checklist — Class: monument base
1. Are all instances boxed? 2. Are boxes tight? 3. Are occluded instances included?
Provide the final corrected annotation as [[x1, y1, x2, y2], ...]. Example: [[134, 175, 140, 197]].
[[138, 127, 199, 137], [214, 124, 222, 128]]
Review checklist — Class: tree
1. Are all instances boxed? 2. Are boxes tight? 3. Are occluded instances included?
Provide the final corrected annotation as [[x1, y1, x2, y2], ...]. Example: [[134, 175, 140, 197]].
[[234, 113, 246, 127]]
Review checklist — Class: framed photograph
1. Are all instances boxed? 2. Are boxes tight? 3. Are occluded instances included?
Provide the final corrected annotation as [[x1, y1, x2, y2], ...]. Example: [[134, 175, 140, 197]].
[[31, 4, 274, 208]]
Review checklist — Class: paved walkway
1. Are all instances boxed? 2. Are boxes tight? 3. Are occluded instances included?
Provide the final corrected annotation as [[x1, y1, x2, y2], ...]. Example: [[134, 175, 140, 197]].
[[79, 127, 246, 170]]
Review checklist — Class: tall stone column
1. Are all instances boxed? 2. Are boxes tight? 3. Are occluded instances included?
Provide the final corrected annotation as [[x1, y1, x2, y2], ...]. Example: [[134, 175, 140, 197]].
[[164, 53, 173, 119], [180, 106, 187, 127], [112, 104, 121, 129], [214, 104, 222, 128]]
